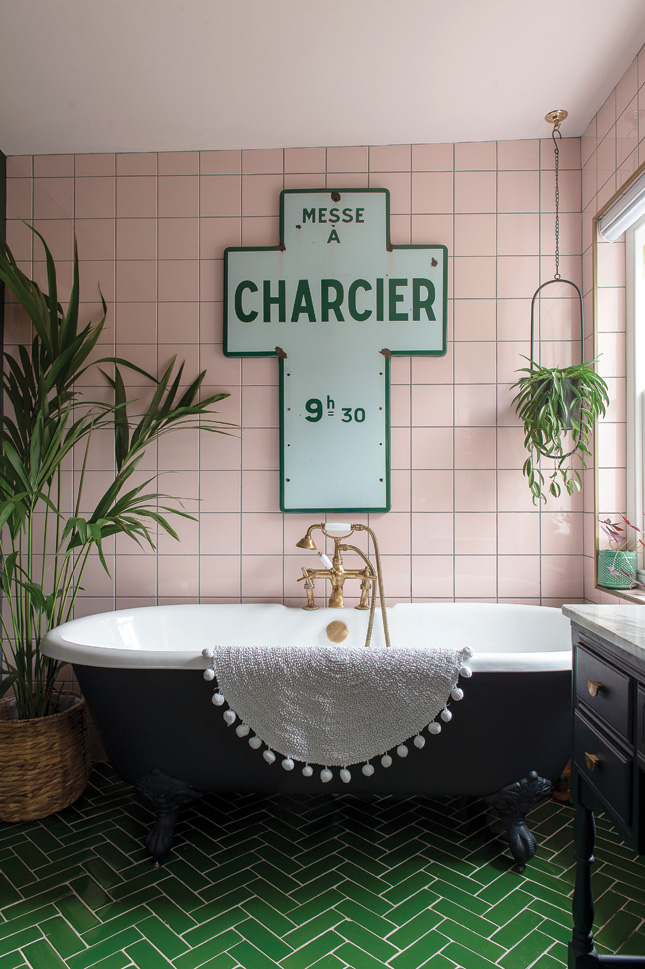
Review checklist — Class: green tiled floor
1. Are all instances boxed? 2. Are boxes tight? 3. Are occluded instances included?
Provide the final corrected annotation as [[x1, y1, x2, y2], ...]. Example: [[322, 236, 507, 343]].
[[1, 765, 644, 969]]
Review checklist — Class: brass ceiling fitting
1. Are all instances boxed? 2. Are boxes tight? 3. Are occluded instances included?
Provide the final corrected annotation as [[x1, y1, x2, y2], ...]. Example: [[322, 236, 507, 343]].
[[545, 109, 568, 131]]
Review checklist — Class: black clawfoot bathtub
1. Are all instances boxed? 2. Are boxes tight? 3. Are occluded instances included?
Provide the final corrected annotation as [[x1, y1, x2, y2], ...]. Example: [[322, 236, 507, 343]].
[[43, 602, 572, 867]]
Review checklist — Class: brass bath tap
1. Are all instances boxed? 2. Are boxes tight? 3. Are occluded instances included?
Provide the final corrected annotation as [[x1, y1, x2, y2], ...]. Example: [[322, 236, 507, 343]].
[[295, 523, 390, 647]]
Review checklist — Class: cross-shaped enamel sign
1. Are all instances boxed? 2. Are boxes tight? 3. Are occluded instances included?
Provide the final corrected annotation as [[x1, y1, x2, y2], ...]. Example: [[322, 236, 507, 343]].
[[224, 189, 447, 512]]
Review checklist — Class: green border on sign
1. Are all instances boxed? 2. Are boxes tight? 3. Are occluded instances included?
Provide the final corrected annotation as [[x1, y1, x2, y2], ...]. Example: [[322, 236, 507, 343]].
[[223, 188, 447, 514]]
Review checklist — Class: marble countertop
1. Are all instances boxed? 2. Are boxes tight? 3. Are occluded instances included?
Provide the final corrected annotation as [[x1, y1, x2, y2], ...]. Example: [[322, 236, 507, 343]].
[[562, 603, 645, 664]]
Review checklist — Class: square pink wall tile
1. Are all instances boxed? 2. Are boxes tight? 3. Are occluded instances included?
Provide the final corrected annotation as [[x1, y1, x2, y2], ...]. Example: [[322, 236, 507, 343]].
[[497, 512, 539, 554], [454, 427, 497, 469], [75, 154, 115, 176], [497, 213, 540, 256], [497, 426, 526, 470], [411, 214, 453, 249], [284, 174, 326, 190], [158, 260, 199, 302], [158, 176, 199, 218], [200, 342, 241, 384], [541, 170, 581, 214], [454, 341, 496, 383], [242, 470, 280, 512], [200, 217, 241, 255], [242, 555, 284, 598], [115, 302, 157, 344], [541, 513, 583, 554], [75, 219, 115, 261], [243, 385, 280, 427], [370, 172, 411, 214], [327, 146, 368, 172], [242, 513, 284, 554], [377, 555, 411, 598], [498, 140, 539, 170], [200, 428, 242, 472], [6, 179, 32, 220], [32, 219, 73, 261], [453, 298, 496, 342], [370, 145, 411, 171], [200, 175, 242, 217], [454, 512, 496, 554], [597, 90, 617, 141], [454, 470, 496, 512], [159, 302, 199, 343], [200, 514, 241, 555], [76, 176, 116, 219], [5, 219, 33, 260], [541, 555, 583, 598], [200, 151, 241, 175], [497, 469, 542, 513], [284, 147, 325, 173], [454, 171, 496, 213], [116, 218, 157, 260], [241, 428, 280, 471], [412, 143, 453, 171], [158, 152, 199, 175], [158, 555, 199, 598], [453, 256, 496, 298], [368, 513, 411, 555], [411, 470, 453, 512], [497, 171, 539, 213], [411, 427, 453, 470], [455, 141, 496, 171], [200, 259, 223, 303], [454, 384, 497, 426], [411, 513, 454, 555], [390, 427, 411, 470], [116, 176, 157, 218], [411, 172, 453, 214], [200, 470, 241, 512], [34, 154, 74, 177], [159, 217, 199, 260], [497, 255, 540, 299], [6, 156, 33, 177], [116, 554, 157, 597], [411, 556, 454, 599], [158, 427, 199, 471], [410, 346, 453, 386], [411, 384, 453, 427], [497, 555, 540, 598], [242, 149, 283, 174], [242, 174, 284, 217], [241, 217, 280, 247], [115, 260, 157, 302], [390, 470, 411, 512], [454, 556, 498, 598], [453, 214, 496, 256], [200, 555, 241, 598], [33, 177, 74, 220], [241, 357, 279, 386], [116, 153, 157, 175]]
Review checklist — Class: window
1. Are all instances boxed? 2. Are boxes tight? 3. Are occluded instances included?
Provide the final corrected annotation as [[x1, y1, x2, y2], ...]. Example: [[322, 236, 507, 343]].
[[626, 213, 645, 577]]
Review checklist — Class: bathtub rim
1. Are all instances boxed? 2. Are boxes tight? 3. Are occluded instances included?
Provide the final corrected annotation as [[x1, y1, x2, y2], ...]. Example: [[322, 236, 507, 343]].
[[42, 602, 573, 673]]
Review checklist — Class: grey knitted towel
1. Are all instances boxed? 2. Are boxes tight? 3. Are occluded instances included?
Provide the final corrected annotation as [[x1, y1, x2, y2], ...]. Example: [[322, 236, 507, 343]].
[[210, 644, 472, 766]]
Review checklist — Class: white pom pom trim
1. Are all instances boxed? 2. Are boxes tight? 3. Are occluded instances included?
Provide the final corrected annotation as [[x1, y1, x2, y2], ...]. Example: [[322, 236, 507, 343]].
[[248, 736, 262, 749], [396, 745, 408, 758], [440, 708, 452, 723], [202, 648, 215, 658], [211, 692, 225, 706], [460, 665, 472, 678], [320, 768, 333, 783], [451, 687, 464, 701], [223, 709, 236, 726], [282, 758, 295, 771], [302, 765, 313, 777], [428, 721, 442, 735], [203, 668, 216, 681], [263, 749, 276, 764], [340, 768, 351, 784], [381, 754, 392, 768], [236, 724, 250, 738], [414, 734, 425, 749], [362, 763, 375, 776]]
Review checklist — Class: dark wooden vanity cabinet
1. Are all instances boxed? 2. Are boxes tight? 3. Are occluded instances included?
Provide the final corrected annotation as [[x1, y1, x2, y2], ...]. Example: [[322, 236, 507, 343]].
[[564, 604, 645, 969]]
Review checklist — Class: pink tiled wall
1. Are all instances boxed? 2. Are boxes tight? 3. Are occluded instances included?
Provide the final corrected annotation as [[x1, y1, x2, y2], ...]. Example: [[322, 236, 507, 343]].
[[581, 43, 645, 602], [5, 137, 586, 609]]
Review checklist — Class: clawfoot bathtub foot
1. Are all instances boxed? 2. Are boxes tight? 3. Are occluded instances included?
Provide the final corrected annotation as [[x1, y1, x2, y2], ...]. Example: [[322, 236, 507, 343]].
[[484, 770, 552, 872], [134, 768, 204, 864]]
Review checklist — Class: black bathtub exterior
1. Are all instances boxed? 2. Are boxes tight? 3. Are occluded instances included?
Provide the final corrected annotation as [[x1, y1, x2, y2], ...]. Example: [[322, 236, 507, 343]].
[[74, 662, 571, 865]]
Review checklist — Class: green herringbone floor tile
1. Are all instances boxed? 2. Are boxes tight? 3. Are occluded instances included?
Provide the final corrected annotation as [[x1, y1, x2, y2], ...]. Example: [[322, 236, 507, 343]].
[[3, 765, 645, 969]]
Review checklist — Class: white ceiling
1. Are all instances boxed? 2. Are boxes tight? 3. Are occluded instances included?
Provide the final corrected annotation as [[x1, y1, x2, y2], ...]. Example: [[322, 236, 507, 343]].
[[2, 0, 645, 157]]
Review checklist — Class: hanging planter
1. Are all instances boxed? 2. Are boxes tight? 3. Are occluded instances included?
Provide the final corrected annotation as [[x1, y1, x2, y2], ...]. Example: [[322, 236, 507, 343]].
[[511, 110, 610, 504]]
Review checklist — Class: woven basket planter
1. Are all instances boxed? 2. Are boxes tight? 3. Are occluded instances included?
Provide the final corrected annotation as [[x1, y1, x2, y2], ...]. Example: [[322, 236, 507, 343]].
[[0, 693, 91, 823]]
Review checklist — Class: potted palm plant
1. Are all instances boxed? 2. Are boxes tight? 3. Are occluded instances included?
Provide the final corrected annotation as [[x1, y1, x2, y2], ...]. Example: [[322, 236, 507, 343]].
[[0, 225, 231, 821], [511, 358, 610, 504]]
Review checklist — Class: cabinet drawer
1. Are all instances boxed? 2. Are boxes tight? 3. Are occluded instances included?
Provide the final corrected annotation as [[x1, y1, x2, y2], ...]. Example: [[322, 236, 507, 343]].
[[574, 711, 632, 827], [576, 646, 631, 739]]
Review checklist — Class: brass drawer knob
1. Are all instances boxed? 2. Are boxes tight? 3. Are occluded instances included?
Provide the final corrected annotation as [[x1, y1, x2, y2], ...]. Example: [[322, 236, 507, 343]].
[[585, 752, 600, 772], [587, 680, 603, 698]]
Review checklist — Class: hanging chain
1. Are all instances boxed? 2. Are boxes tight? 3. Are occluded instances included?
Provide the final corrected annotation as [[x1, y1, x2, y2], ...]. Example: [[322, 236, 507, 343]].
[[552, 126, 561, 280]]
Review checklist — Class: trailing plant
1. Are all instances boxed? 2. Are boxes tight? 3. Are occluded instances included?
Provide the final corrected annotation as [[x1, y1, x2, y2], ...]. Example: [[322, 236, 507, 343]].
[[511, 357, 610, 504], [0, 225, 231, 719]]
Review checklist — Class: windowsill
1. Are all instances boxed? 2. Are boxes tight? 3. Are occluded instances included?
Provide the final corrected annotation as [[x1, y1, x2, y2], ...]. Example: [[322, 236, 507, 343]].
[[595, 584, 645, 605]]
